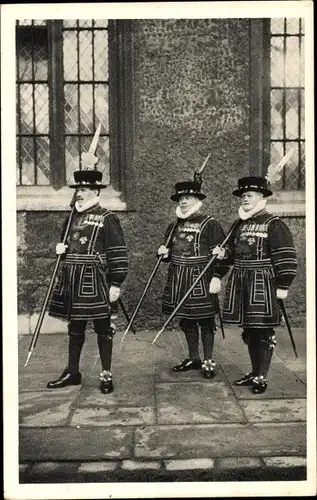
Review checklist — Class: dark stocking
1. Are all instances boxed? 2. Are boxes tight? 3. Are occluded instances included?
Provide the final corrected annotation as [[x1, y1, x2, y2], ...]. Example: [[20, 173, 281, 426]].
[[67, 334, 85, 374], [180, 319, 200, 360]]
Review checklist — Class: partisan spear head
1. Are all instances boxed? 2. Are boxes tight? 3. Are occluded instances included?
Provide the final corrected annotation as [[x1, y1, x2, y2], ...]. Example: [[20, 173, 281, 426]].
[[265, 148, 295, 186], [81, 123, 102, 169], [194, 152, 211, 186]]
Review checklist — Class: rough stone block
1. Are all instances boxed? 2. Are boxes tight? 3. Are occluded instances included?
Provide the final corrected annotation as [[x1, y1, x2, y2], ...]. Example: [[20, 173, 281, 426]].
[[156, 382, 246, 424], [134, 423, 306, 459], [240, 398, 306, 422], [216, 457, 262, 470], [19, 391, 77, 427], [19, 427, 134, 461], [78, 461, 119, 472], [165, 458, 214, 470], [121, 460, 161, 470], [263, 456, 307, 468], [71, 406, 156, 427]]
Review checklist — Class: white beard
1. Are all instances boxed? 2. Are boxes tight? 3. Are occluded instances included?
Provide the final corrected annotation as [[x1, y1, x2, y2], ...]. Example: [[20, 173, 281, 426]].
[[238, 198, 267, 220], [175, 200, 203, 219], [75, 196, 99, 213]]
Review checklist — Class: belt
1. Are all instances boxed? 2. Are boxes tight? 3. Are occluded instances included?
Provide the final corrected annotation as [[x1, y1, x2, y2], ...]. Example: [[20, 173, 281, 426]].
[[171, 255, 209, 267], [65, 253, 107, 265], [233, 258, 272, 269]]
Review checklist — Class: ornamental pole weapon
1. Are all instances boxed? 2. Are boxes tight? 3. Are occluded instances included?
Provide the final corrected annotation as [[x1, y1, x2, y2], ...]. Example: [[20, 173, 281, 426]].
[[24, 191, 77, 368], [152, 221, 239, 344], [278, 299, 298, 358], [24, 125, 102, 367], [120, 153, 211, 343]]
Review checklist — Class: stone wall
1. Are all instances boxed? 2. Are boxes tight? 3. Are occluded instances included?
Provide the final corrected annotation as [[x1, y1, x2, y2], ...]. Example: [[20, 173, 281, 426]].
[[17, 19, 306, 333]]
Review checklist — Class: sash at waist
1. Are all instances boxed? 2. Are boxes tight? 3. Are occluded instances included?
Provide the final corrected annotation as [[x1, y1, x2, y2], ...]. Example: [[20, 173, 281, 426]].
[[171, 255, 209, 267], [233, 258, 272, 269], [65, 253, 107, 265]]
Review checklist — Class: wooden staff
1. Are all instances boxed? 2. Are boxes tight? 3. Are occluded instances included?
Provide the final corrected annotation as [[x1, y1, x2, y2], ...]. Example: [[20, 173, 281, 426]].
[[120, 219, 178, 343], [152, 222, 238, 344], [24, 192, 76, 367]]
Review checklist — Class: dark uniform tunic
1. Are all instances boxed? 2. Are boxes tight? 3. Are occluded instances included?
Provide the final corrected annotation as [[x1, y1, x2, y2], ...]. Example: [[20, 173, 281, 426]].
[[49, 204, 128, 321], [222, 209, 297, 328], [162, 212, 229, 319]]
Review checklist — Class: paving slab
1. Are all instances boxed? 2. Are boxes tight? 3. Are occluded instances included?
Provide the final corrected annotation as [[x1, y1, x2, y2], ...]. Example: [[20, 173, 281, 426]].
[[19, 427, 134, 461], [164, 458, 215, 470], [263, 456, 307, 467], [78, 462, 119, 472], [216, 457, 263, 469], [76, 374, 156, 407], [134, 423, 306, 459], [156, 381, 246, 424], [70, 406, 156, 426], [240, 398, 306, 423], [121, 460, 161, 470], [19, 372, 83, 393], [221, 363, 306, 399], [155, 363, 228, 383], [19, 391, 77, 427]]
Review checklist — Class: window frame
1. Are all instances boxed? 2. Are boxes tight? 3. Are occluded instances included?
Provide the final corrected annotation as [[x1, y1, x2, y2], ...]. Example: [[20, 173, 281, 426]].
[[16, 19, 135, 211], [249, 18, 305, 217]]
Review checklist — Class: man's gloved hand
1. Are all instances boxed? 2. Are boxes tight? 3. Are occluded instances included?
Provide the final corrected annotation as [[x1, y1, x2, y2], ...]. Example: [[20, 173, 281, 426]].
[[209, 277, 221, 294], [158, 245, 170, 258], [212, 245, 226, 259], [109, 285, 121, 303], [276, 288, 288, 299], [56, 243, 68, 255]]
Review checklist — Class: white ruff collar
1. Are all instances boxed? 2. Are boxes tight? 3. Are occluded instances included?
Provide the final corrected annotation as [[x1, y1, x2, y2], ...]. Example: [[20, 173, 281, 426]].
[[75, 196, 100, 213], [176, 200, 203, 219], [238, 199, 267, 220]]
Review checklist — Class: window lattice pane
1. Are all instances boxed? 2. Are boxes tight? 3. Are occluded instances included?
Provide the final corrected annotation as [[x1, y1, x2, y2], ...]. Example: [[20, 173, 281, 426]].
[[79, 31, 93, 81], [80, 84, 94, 133], [63, 31, 78, 80], [35, 84, 49, 133], [63, 20, 77, 28], [270, 18, 305, 190], [270, 37, 284, 87], [286, 18, 299, 34], [20, 136, 35, 185], [94, 31, 108, 80], [270, 18, 284, 34], [93, 19, 108, 28], [78, 19, 93, 27], [36, 136, 50, 184], [64, 84, 79, 133], [95, 84, 109, 131], [20, 84, 34, 133], [98, 136, 110, 183], [270, 89, 283, 140], [285, 37, 300, 86], [65, 136, 80, 181]]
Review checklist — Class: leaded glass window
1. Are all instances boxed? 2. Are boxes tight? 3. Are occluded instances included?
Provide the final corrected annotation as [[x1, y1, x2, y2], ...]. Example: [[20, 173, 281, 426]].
[[63, 20, 110, 184], [270, 18, 305, 190], [16, 19, 110, 187], [16, 20, 50, 185]]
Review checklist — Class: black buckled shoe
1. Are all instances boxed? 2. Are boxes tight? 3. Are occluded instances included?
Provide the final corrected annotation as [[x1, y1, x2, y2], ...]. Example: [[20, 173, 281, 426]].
[[47, 368, 82, 389], [234, 372, 255, 386], [172, 358, 202, 372], [100, 371, 114, 394], [202, 359, 216, 379], [252, 376, 268, 394]]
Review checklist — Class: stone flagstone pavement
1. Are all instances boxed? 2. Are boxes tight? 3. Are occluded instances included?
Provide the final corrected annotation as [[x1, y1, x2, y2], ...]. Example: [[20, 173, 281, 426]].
[[18, 324, 308, 484]]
